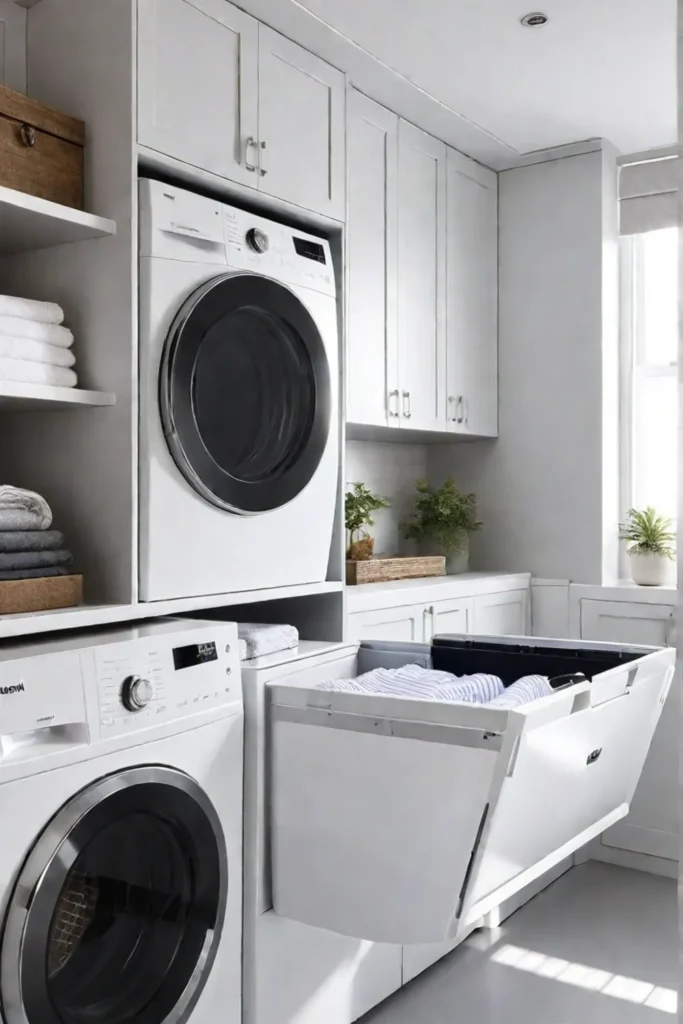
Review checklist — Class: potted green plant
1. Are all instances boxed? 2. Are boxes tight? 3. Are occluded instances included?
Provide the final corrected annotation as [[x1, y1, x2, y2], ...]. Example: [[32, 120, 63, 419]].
[[403, 478, 482, 574], [619, 507, 675, 586], [345, 482, 390, 561]]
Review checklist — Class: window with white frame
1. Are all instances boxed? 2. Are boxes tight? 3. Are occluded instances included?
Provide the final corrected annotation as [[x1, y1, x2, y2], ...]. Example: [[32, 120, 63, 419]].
[[620, 184, 678, 528]]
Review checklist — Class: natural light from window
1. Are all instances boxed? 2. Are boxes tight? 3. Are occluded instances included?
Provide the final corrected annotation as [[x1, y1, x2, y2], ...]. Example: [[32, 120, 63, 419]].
[[623, 227, 678, 524]]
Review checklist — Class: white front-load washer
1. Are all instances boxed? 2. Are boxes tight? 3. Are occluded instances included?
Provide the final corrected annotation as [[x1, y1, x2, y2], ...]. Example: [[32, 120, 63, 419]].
[[138, 178, 339, 602], [0, 618, 242, 1024]]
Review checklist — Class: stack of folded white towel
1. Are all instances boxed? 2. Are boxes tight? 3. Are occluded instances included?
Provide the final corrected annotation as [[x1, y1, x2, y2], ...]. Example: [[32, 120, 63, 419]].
[[0, 295, 77, 389], [316, 663, 554, 709], [238, 623, 299, 662]]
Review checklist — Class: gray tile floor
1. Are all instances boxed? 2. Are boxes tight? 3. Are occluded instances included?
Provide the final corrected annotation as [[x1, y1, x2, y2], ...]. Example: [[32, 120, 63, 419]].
[[362, 863, 678, 1023]]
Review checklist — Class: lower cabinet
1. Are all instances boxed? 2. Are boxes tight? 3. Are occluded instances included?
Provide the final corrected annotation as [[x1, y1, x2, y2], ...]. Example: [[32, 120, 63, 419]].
[[580, 597, 678, 863], [347, 584, 530, 644], [347, 604, 424, 643], [472, 589, 529, 636]]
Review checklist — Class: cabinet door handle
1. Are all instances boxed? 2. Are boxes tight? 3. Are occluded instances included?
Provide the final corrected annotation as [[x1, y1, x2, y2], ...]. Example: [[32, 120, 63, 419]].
[[665, 612, 676, 647], [456, 396, 464, 423], [259, 140, 268, 176], [448, 395, 456, 422], [423, 605, 435, 639], [245, 136, 258, 172], [463, 397, 469, 426], [388, 389, 400, 418], [402, 391, 411, 419]]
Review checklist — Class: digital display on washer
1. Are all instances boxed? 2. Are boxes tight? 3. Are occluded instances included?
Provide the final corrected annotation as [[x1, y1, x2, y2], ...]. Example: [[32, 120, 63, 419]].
[[293, 236, 326, 264], [173, 641, 218, 671]]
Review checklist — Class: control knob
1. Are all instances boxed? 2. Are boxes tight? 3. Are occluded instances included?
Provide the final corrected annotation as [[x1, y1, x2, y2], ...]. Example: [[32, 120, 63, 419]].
[[246, 227, 269, 254], [120, 675, 154, 712]]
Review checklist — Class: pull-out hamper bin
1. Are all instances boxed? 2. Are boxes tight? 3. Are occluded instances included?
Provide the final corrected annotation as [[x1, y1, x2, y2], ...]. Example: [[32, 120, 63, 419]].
[[268, 634, 674, 945]]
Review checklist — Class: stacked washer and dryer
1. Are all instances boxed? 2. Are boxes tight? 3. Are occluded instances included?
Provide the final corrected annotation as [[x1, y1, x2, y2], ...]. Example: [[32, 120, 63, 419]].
[[138, 178, 340, 602], [0, 619, 243, 1024]]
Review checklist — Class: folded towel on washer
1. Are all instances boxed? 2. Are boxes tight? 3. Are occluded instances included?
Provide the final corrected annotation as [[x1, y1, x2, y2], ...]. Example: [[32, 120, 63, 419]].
[[317, 665, 505, 703], [0, 296, 64, 324], [0, 549, 72, 570], [0, 337, 75, 367], [0, 486, 52, 531], [0, 530, 64, 552], [0, 566, 69, 580], [0, 316, 73, 347], [237, 623, 299, 660], [485, 675, 553, 710], [0, 358, 77, 388]]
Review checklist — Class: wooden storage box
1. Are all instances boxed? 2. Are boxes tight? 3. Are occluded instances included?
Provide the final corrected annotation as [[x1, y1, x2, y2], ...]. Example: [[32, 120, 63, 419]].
[[0, 574, 83, 615], [0, 84, 85, 210], [346, 555, 446, 585]]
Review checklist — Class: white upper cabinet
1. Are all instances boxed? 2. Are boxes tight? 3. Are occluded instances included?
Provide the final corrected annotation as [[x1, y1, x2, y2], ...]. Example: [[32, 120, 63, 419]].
[[445, 149, 498, 438], [397, 121, 447, 432], [257, 27, 345, 219], [346, 91, 399, 427], [137, 0, 258, 185], [137, 1, 345, 218]]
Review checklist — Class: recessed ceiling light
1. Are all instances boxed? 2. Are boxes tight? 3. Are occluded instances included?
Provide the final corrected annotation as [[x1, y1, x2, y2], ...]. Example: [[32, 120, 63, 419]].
[[520, 12, 548, 27]]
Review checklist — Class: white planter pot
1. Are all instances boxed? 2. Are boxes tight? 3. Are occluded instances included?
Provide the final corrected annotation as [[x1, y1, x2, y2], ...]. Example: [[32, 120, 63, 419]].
[[628, 551, 673, 586], [446, 536, 470, 575]]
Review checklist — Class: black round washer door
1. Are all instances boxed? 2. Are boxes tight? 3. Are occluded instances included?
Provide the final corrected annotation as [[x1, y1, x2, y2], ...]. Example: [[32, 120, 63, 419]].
[[0, 767, 227, 1024], [160, 272, 332, 514]]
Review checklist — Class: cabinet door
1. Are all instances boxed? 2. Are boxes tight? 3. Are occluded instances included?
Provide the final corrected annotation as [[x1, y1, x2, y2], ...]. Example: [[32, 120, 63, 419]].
[[473, 590, 529, 636], [257, 26, 345, 218], [424, 597, 473, 642], [581, 599, 677, 862], [580, 600, 675, 647], [346, 90, 399, 427], [397, 121, 447, 432], [446, 149, 498, 438], [138, 0, 258, 184], [347, 605, 423, 644]]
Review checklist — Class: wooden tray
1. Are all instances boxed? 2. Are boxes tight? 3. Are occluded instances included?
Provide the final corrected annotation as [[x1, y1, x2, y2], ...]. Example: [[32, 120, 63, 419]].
[[346, 556, 445, 586], [0, 574, 83, 615]]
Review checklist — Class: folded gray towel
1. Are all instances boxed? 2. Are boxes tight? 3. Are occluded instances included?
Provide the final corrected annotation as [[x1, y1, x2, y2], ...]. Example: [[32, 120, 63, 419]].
[[0, 567, 69, 580], [0, 530, 64, 553], [0, 485, 52, 531], [0, 549, 72, 570]]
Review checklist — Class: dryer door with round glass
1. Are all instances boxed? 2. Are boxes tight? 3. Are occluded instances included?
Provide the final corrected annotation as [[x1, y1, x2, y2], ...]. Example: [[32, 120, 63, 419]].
[[1, 766, 227, 1024], [160, 272, 332, 515]]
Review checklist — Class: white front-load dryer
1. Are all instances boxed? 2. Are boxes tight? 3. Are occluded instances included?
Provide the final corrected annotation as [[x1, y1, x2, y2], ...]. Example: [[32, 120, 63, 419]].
[[138, 179, 339, 602], [0, 618, 243, 1024]]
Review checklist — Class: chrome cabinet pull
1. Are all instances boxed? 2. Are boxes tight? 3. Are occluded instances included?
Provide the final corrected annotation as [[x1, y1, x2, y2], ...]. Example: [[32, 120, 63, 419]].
[[448, 395, 456, 422], [665, 612, 676, 648], [455, 396, 464, 423], [245, 136, 258, 172], [464, 397, 469, 425], [402, 391, 411, 419], [388, 389, 400, 418], [259, 140, 268, 176]]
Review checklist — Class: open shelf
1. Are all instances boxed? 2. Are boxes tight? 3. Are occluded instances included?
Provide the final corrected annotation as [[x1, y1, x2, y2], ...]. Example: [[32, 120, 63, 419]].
[[0, 581, 345, 640], [0, 381, 115, 411], [0, 185, 116, 255]]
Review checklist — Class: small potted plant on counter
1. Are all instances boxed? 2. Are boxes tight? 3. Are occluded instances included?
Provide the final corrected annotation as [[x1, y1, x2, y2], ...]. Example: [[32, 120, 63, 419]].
[[345, 482, 390, 561], [403, 478, 482, 574], [619, 507, 675, 586]]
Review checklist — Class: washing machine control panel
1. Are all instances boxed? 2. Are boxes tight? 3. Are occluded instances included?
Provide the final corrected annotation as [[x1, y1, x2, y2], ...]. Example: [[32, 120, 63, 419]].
[[95, 623, 240, 739]]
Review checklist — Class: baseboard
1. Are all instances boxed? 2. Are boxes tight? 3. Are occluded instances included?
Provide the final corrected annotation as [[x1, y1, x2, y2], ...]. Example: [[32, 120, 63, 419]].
[[601, 823, 678, 862], [585, 839, 678, 879]]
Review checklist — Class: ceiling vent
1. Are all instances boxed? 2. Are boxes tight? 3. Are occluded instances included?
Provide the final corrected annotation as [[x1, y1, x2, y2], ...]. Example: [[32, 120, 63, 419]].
[[520, 12, 548, 27]]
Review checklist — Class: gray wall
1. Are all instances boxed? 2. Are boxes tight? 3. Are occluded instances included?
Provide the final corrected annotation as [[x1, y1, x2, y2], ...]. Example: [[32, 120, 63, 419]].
[[430, 146, 620, 583], [345, 440, 428, 555]]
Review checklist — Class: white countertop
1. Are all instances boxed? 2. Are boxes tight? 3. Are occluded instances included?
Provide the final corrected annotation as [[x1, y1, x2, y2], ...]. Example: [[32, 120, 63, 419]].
[[346, 571, 531, 613]]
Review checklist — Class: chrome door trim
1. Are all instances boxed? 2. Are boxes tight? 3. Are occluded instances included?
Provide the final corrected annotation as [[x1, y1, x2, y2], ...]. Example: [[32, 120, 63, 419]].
[[1, 765, 227, 1024]]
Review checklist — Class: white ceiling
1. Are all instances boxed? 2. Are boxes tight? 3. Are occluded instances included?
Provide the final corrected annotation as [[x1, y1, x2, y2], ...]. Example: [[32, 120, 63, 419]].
[[295, 0, 677, 156]]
